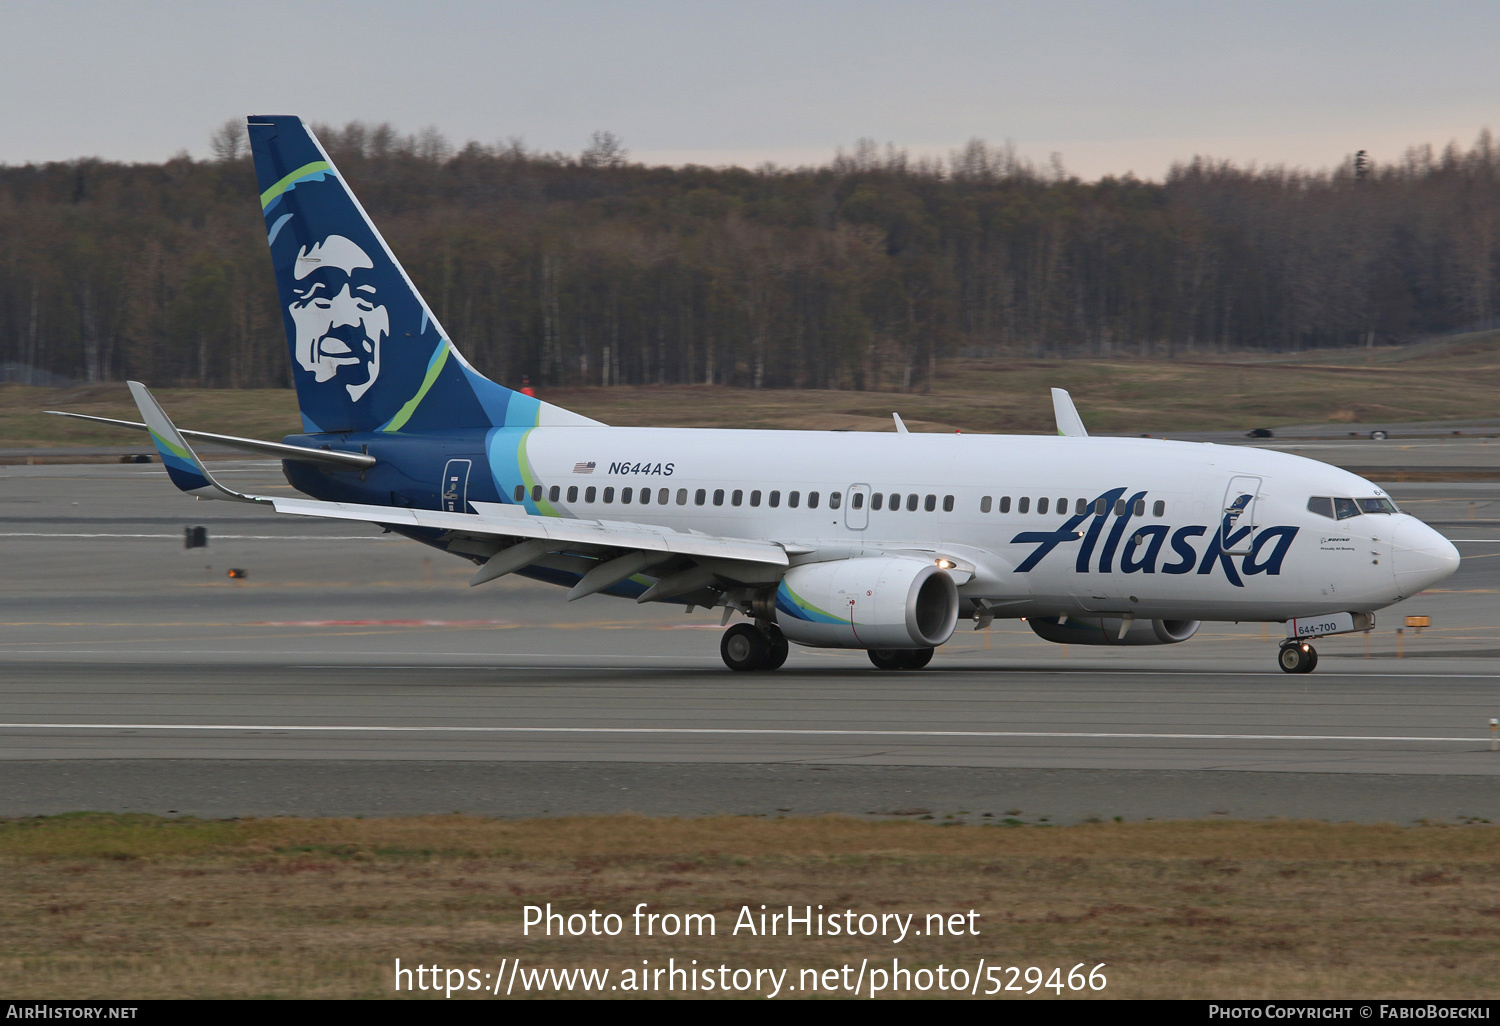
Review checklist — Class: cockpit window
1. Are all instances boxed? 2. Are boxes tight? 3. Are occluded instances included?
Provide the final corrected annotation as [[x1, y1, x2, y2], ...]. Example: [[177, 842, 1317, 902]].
[[1333, 497, 1361, 520], [1359, 497, 1399, 514], [1307, 496, 1335, 519]]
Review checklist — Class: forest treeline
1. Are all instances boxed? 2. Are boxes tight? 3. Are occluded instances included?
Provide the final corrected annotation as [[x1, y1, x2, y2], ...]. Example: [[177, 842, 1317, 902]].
[[1, 123, 1497, 392]]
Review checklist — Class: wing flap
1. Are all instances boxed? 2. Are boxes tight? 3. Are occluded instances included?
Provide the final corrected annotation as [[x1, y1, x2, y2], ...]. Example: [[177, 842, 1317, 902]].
[[270, 496, 790, 567]]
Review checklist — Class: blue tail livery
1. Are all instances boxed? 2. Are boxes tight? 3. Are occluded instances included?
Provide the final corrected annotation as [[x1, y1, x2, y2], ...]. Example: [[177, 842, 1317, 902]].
[[247, 114, 597, 437]]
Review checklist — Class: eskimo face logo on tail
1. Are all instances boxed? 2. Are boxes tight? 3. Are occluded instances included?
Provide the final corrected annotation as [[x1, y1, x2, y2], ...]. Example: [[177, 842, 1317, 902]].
[[288, 234, 389, 401]]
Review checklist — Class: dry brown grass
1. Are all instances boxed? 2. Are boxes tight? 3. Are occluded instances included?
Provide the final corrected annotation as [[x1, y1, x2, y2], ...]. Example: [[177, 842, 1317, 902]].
[[6, 331, 1500, 450], [2, 815, 1499, 999]]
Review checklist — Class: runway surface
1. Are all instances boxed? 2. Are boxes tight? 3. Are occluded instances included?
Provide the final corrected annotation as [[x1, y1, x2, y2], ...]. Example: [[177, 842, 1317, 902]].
[[3, 460, 1500, 824]]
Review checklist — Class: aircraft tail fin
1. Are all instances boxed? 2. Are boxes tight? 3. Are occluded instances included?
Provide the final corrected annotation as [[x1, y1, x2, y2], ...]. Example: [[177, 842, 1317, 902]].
[[245, 115, 600, 435]]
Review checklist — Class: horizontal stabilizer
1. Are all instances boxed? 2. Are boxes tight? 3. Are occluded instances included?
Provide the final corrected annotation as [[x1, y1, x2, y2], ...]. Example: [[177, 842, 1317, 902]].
[[45, 410, 374, 469]]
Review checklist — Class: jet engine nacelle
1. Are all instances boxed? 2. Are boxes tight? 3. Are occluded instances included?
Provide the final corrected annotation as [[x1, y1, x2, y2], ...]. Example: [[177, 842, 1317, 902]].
[[773, 557, 959, 649], [1028, 616, 1201, 646]]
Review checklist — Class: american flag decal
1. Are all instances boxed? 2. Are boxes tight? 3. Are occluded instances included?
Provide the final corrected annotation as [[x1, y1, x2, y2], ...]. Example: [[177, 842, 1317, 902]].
[[573, 461, 596, 474]]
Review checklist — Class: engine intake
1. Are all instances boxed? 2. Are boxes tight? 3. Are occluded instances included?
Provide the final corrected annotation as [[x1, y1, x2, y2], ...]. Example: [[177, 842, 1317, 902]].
[[1028, 616, 1201, 647], [774, 557, 959, 649]]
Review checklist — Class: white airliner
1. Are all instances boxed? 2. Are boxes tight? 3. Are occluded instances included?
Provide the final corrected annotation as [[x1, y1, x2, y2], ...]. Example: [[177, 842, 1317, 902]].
[[56, 116, 1461, 674]]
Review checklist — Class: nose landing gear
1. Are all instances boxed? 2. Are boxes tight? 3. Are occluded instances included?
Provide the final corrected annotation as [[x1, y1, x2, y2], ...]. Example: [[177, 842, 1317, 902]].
[[720, 622, 789, 672], [1277, 641, 1318, 674]]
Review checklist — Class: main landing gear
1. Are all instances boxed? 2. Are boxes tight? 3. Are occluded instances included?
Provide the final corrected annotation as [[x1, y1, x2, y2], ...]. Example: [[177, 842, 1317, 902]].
[[868, 648, 934, 671], [1277, 641, 1318, 674], [720, 622, 790, 672]]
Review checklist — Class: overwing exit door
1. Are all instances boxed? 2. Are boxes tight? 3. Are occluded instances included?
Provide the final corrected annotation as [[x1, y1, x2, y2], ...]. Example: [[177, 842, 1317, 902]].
[[441, 459, 472, 513], [845, 484, 871, 530]]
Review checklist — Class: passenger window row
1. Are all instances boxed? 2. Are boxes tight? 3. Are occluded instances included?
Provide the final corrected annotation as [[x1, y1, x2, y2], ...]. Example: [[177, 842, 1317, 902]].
[[978, 495, 1165, 518], [510, 484, 966, 514], [512, 484, 845, 509], [1307, 495, 1399, 520]]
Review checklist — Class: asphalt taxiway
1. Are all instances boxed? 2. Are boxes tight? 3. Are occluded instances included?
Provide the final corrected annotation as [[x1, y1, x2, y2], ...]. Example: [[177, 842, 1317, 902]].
[[2, 458, 1499, 824]]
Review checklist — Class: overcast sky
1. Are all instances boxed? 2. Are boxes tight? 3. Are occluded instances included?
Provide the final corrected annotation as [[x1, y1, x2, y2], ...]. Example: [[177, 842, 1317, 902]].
[[2, 0, 1495, 179]]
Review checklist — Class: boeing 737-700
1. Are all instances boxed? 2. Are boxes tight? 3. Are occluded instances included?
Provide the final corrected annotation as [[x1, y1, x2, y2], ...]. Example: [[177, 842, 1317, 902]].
[[53, 116, 1461, 674]]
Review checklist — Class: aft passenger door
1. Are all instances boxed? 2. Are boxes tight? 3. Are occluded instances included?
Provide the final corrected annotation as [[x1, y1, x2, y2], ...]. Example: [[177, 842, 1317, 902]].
[[844, 484, 870, 531], [1220, 476, 1261, 555], [441, 459, 473, 513]]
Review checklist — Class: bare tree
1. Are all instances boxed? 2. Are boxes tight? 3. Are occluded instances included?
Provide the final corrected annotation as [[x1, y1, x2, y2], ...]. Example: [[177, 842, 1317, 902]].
[[208, 119, 245, 162]]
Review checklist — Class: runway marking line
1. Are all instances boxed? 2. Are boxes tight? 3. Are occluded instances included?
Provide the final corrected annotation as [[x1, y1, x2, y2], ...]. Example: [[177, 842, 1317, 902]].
[[0, 723, 1487, 744]]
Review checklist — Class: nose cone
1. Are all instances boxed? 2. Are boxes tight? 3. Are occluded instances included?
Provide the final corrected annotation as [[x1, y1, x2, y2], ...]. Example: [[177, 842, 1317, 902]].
[[1392, 519, 1461, 594]]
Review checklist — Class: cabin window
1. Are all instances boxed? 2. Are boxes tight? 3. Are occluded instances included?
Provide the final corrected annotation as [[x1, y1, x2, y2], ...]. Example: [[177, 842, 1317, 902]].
[[567, 486, 578, 503], [713, 488, 725, 506], [1114, 499, 1126, 515], [1334, 497, 1361, 520], [1077, 498, 1087, 514], [1037, 497, 1049, 515], [621, 487, 633, 503], [920, 494, 932, 512], [603, 487, 615, 503], [789, 491, 801, 508], [677, 488, 688, 505], [1018, 496, 1030, 514], [829, 491, 842, 510], [1095, 498, 1108, 516], [694, 488, 706, 506], [548, 485, 560, 502], [750, 490, 762, 507], [639, 487, 650, 504], [1307, 496, 1335, 519], [585, 486, 596, 503], [658, 488, 669, 504], [850, 492, 862, 510], [808, 491, 820, 509], [889, 493, 900, 510], [872, 492, 883, 510], [1153, 500, 1165, 518], [531, 485, 543, 501], [1134, 498, 1145, 516], [1057, 498, 1068, 515], [514, 485, 525, 502], [999, 496, 1011, 513], [769, 490, 781, 508], [980, 495, 992, 513], [906, 494, 919, 512], [732, 489, 743, 506]]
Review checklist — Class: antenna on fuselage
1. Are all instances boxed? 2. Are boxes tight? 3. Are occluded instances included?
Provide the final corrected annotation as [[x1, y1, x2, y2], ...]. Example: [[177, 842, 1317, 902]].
[[1051, 388, 1088, 437]]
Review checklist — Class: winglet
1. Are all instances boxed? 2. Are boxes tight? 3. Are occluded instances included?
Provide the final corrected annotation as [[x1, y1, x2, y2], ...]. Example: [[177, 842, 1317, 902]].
[[1050, 388, 1088, 437], [126, 381, 260, 503], [892, 412, 910, 435]]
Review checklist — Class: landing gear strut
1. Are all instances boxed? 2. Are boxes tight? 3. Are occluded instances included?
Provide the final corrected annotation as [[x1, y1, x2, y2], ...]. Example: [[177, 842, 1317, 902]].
[[720, 622, 789, 672], [868, 648, 935, 670], [1277, 641, 1318, 674]]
